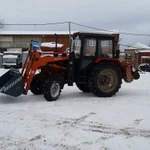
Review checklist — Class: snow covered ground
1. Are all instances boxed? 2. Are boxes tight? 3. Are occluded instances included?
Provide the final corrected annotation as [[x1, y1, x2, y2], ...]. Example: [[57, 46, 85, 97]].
[[0, 69, 150, 150]]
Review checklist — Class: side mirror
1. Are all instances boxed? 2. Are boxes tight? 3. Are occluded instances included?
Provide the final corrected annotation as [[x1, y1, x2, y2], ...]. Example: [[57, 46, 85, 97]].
[[116, 50, 120, 58]]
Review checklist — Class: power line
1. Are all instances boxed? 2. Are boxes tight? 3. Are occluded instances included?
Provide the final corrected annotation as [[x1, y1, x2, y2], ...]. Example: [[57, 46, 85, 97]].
[[119, 43, 132, 47], [71, 22, 150, 37], [119, 43, 150, 50], [3, 21, 150, 37], [119, 32, 150, 36], [71, 22, 110, 32], [4, 21, 69, 26]]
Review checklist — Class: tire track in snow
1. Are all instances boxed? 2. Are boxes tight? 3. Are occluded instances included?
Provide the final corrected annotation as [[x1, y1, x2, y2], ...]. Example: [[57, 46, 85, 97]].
[[56, 114, 150, 138]]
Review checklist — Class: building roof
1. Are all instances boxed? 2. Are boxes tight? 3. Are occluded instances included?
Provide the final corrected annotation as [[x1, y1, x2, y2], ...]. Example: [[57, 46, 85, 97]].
[[126, 43, 150, 50], [0, 30, 119, 36], [0, 30, 76, 35], [135, 50, 150, 53]]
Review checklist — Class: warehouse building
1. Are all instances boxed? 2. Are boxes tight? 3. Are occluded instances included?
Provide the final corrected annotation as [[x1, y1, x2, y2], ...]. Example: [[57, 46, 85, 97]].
[[0, 31, 72, 53]]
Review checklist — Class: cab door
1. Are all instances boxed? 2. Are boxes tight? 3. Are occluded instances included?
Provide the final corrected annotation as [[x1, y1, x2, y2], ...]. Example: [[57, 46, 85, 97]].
[[75, 37, 97, 83], [79, 37, 97, 69]]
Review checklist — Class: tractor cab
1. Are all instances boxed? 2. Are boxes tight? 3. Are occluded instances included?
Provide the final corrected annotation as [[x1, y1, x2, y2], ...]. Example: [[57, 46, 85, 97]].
[[72, 31, 120, 60], [69, 31, 120, 85]]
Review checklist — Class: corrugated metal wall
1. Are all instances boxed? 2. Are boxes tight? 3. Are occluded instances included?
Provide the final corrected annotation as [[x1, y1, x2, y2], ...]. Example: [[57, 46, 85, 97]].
[[0, 35, 43, 49], [0, 34, 69, 51], [0, 34, 70, 67]]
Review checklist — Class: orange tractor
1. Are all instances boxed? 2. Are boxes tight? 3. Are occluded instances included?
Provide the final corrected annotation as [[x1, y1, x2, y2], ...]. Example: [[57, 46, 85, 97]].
[[0, 31, 140, 101]]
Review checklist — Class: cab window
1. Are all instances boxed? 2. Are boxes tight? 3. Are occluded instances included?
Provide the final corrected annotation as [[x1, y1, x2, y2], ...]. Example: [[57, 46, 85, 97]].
[[84, 38, 96, 56], [73, 36, 81, 58], [98, 40, 113, 58]]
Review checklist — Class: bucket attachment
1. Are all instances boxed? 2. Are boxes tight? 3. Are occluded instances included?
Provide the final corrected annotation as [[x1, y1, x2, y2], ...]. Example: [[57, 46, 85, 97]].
[[0, 69, 25, 97]]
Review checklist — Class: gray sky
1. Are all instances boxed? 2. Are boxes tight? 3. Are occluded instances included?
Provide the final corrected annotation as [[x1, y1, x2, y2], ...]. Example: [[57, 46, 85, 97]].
[[0, 0, 150, 49]]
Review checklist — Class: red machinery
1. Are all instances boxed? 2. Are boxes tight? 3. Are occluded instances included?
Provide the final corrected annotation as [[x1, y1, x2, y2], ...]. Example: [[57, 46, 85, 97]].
[[0, 31, 140, 101]]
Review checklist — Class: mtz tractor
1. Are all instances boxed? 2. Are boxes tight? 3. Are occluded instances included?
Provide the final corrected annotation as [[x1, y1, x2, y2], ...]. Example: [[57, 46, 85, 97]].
[[0, 31, 140, 101]]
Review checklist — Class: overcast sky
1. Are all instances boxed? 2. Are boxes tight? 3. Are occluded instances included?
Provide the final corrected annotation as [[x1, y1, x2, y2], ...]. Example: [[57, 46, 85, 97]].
[[0, 0, 150, 49]]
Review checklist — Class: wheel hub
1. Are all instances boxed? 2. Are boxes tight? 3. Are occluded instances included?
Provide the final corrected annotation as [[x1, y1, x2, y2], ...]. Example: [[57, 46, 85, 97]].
[[97, 69, 118, 92], [50, 82, 60, 98], [100, 75, 111, 86]]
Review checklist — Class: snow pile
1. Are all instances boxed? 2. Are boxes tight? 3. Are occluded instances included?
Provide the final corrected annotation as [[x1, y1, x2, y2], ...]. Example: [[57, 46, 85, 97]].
[[41, 42, 64, 48]]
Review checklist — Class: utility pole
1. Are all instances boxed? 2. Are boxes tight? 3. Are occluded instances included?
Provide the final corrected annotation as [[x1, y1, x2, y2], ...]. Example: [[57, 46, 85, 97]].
[[135, 50, 139, 68], [0, 19, 5, 29], [33, 24, 36, 31], [68, 22, 71, 50]]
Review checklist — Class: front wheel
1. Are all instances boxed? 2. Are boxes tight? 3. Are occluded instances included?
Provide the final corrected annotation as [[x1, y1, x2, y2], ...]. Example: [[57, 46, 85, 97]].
[[30, 74, 42, 95], [88, 64, 122, 97], [42, 77, 63, 101]]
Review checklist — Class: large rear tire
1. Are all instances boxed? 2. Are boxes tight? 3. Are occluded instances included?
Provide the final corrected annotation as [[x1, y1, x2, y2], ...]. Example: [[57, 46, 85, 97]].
[[88, 64, 122, 97], [30, 74, 42, 95], [76, 83, 91, 93], [42, 77, 64, 101]]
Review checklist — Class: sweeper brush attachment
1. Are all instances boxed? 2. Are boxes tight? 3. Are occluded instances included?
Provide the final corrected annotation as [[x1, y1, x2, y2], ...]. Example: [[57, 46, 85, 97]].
[[0, 69, 25, 97]]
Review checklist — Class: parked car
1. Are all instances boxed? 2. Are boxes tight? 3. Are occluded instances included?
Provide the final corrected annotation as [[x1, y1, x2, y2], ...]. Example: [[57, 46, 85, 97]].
[[2, 51, 22, 69]]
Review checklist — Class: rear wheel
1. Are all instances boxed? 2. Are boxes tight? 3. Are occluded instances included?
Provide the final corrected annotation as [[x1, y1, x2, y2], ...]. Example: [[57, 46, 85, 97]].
[[88, 64, 122, 97], [42, 77, 63, 101], [30, 74, 42, 95], [76, 83, 91, 93]]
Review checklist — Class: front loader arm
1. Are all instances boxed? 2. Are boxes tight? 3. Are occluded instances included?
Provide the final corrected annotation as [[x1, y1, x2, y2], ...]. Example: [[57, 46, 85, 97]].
[[0, 49, 69, 97], [21, 50, 69, 93]]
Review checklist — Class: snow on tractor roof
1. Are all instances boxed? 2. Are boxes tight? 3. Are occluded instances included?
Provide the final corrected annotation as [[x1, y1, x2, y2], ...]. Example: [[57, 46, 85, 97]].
[[76, 30, 119, 35]]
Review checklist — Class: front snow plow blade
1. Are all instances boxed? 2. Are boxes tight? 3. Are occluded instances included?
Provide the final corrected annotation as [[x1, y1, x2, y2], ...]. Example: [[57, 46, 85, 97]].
[[0, 69, 25, 97]]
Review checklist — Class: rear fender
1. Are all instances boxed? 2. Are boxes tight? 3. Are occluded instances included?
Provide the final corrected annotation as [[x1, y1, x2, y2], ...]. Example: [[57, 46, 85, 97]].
[[94, 58, 123, 69]]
